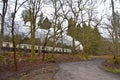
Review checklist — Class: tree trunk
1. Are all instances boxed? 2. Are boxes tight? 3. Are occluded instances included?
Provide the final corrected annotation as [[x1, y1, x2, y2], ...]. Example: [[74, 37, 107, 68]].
[[30, 20, 36, 62], [72, 21, 76, 54], [0, 17, 4, 53], [0, 1, 8, 53], [111, 0, 119, 64], [61, 32, 64, 55], [42, 29, 50, 61], [11, 13, 17, 71], [52, 24, 56, 58], [72, 36, 75, 53], [51, 0, 58, 59]]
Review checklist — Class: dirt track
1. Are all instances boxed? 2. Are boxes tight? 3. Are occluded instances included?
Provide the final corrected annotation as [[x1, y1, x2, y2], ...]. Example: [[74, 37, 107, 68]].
[[54, 59, 120, 80]]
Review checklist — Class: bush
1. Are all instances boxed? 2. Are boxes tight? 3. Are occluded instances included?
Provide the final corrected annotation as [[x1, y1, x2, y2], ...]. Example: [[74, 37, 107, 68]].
[[48, 56, 56, 63], [80, 55, 89, 61]]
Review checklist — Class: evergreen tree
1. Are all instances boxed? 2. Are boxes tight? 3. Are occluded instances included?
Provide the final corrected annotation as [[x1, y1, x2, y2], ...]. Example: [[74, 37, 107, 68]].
[[38, 16, 51, 61], [67, 18, 76, 53], [90, 26, 102, 55], [38, 17, 51, 30], [21, 10, 31, 24], [75, 22, 102, 55], [67, 18, 75, 37]]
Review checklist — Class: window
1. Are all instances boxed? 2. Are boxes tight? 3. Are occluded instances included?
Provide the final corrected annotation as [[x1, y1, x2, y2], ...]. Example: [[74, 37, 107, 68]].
[[59, 49, 61, 52], [19, 45, 21, 48], [46, 48, 49, 51], [23, 45, 27, 49], [56, 49, 58, 52], [35, 46, 38, 50], [6, 44, 10, 47]]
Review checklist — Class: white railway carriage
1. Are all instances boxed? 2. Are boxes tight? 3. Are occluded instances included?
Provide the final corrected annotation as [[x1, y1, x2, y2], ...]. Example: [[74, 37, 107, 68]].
[[35, 45, 39, 50], [45, 46, 52, 51], [17, 44, 31, 49], [2, 42, 72, 53], [3, 42, 13, 48], [55, 47, 61, 52], [65, 49, 72, 53]]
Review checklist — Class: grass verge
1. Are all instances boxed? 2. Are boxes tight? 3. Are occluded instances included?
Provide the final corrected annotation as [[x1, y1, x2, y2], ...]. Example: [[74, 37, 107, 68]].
[[103, 66, 120, 74]]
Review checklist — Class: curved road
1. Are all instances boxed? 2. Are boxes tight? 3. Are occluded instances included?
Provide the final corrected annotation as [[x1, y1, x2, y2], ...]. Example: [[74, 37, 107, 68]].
[[54, 59, 120, 80]]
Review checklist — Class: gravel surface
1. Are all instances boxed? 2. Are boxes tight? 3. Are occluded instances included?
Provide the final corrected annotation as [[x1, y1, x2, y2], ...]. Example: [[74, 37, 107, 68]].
[[54, 59, 120, 80]]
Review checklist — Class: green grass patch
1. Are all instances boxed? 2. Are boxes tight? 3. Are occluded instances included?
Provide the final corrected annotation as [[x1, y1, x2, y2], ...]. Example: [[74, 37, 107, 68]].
[[103, 66, 120, 74]]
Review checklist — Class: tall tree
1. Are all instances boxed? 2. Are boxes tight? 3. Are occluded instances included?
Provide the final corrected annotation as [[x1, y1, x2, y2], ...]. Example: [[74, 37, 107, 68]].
[[38, 16, 51, 61], [67, 18, 76, 53], [111, 0, 119, 58], [75, 21, 102, 55], [82, 22, 92, 55], [67, 0, 79, 53], [50, 0, 62, 58], [90, 26, 102, 55], [57, 0, 70, 54], [22, 0, 43, 62], [57, 21, 64, 54], [0, 0, 8, 53], [10, 0, 27, 71], [21, 9, 31, 24]]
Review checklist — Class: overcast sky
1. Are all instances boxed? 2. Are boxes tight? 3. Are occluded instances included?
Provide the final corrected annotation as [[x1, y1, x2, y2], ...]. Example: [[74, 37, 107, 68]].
[[0, 0, 120, 49]]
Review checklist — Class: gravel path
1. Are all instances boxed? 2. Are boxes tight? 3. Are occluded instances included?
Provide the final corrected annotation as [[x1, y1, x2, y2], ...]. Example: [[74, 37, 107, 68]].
[[54, 59, 120, 80]]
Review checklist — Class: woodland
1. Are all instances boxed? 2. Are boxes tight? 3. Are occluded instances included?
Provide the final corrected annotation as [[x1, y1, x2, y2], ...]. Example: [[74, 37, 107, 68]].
[[0, 0, 120, 79]]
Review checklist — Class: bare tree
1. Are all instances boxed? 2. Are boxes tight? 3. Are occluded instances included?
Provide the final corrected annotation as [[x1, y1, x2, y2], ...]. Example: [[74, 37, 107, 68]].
[[102, 0, 119, 63], [50, 0, 62, 58], [59, 0, 72, 54], [10, 0, 27, 71], [66, 0, 89, 53], [0, 0, 8, 53], [85, 0, 103, 57], [111, 0, 119, 61], [26, 0, 43, 62]]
